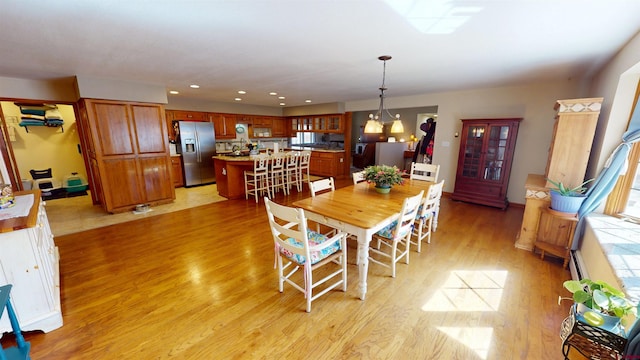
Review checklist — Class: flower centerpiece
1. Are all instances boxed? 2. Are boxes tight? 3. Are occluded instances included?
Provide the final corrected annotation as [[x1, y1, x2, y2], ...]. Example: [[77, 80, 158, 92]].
[[364, 165, 405, 193]]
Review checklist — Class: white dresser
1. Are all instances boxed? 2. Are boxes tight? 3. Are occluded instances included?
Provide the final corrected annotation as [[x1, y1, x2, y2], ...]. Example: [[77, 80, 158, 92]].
[[0, 190, 62, 334]]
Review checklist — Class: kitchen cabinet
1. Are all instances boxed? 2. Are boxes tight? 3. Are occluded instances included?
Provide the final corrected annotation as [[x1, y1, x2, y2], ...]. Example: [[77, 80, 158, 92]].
[[78, 99, 175, 213], [208, 113, 236, 139], [0, 191, 62, 334], [166, 110, 207, 142], [309, 151, 345, 178], [451, 118, 522, 209], [289, 114, 343, 133], [272, 117, 287, 137], [171, 155, 184, 187]]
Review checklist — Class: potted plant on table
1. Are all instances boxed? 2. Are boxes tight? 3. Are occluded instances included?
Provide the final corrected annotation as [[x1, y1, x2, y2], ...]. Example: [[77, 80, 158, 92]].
[[559, 278, 638, 335], [546, 178, 594, 214], [364, 164, 405, 193]]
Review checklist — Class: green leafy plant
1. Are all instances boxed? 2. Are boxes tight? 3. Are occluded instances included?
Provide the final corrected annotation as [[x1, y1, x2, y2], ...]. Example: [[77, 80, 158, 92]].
[[546, 178, 594, 196], [560, 279, 637, 318], [364, 165, 405, 187]]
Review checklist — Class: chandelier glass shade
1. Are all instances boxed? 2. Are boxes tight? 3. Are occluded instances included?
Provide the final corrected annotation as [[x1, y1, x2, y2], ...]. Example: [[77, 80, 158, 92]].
[[364, 55, 404, 134]]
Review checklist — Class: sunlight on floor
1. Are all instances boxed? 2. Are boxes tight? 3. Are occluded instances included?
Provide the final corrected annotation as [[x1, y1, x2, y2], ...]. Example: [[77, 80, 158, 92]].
[[437, 327, 493, 359], [422, 270, 508, 360]]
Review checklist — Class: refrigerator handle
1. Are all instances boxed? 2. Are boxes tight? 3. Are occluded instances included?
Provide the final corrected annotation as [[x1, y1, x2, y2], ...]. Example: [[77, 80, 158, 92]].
[[195, 131, 201, 163]]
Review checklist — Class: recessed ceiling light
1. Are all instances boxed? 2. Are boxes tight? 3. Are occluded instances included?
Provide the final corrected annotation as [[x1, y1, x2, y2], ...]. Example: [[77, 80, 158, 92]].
[[305, 99, 312, 103], [269, 92, 277, 96], [169, 90, 179, 95], [237, 90, 246, 94], [234, 98, 242, 101], [190, 84, 200, 89], [278, 96, 285, 100], [279, 102, 286, 106]]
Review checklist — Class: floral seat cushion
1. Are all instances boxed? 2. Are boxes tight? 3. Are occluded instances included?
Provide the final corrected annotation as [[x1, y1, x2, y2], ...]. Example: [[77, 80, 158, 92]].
[[280, 230, 341, 265], [415, 204, 434, 220], [376, 220, 412, 239]]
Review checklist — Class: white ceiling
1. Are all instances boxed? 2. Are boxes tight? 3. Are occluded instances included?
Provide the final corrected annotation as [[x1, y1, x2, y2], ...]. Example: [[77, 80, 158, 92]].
[[2, 0, 640, 107]]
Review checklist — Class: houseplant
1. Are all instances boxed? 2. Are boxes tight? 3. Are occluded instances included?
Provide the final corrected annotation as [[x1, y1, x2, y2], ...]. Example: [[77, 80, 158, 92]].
[[546, 178, 594, 214], [559, 278, 638, 335], [364, 165, 405, 193]]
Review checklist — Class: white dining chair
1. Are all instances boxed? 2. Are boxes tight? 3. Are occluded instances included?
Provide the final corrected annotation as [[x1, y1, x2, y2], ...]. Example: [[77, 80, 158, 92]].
[[264, 197, 347, 313], [368, 190, 424, 278], [352, 170, 366, 185], [409, 162, 440, 182], [411, 180, 445, 252], [283, 152, 301, 194], [297, 151, 311, 190], [309, 177, 335, 197]]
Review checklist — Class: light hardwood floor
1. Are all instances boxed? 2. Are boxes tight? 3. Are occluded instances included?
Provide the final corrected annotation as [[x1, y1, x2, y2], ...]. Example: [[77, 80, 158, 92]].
[[2, 179, 574, 359]]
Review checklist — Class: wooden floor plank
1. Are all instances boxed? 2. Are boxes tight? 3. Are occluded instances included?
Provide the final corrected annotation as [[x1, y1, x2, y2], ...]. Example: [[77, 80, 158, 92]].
[[1, 180, 574, 359]]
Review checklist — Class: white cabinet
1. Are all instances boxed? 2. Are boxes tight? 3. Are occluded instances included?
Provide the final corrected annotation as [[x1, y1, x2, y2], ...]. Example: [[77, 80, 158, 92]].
[[0, 191, 62, 334]]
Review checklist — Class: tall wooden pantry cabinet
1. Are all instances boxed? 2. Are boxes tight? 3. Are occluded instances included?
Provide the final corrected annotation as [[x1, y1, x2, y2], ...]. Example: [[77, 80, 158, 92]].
[[451, 118, 522, 209], [78, 99, 175, 213]]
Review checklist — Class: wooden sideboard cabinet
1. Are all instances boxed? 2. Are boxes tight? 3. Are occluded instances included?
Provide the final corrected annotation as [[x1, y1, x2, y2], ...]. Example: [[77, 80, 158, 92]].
[[0, 191, 62, 334], [451, 118, 522, 209]]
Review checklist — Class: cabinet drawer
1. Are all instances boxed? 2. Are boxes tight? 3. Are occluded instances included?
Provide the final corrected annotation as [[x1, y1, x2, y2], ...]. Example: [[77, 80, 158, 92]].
[[171, 110, 206, 121]]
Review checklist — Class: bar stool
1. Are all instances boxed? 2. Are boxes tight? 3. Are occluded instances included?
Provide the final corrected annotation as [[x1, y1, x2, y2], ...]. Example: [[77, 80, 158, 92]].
[[269, 153, 288, 196], [244, 154, 271, 203], [298, 151, 311, 191], [0, 284, 31, 360], [284, 152, 301, 193]]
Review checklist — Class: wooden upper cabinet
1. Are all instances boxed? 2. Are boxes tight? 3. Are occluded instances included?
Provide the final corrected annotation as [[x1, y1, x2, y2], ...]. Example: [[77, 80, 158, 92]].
[[208, 113, 236, 139], [90, 102, 135, 156], [272, 117, 287, 137], [289, 114, 343, 133], [171, 110, 206, 121], [133, 105, 167, 154]]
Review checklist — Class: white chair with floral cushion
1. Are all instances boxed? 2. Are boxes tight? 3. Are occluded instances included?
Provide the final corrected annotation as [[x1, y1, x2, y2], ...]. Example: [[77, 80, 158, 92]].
[[352, 170, 366, 185], [411, 180, 444, 252], [368, 190, 423, 278], [410, 162, 440, 182], [264, 197, 348, 313]]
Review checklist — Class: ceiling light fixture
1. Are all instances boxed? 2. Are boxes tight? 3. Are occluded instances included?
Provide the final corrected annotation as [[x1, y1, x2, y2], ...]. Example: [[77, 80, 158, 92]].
[[169, 90, 179, 95], [190, 84, 200, 89], [305, 99, 312, 103], [269, 92, 277, 96], [237, 90, 246, 94], [364, 55, 404, 134]]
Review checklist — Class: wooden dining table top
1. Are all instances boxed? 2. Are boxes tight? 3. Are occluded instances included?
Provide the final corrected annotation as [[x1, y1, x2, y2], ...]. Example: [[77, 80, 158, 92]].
[[293, 179, 433, 229]]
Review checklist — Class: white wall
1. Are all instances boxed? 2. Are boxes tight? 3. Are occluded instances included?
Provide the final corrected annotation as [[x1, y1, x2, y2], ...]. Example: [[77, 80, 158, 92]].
[[347, 80, 582, 204]]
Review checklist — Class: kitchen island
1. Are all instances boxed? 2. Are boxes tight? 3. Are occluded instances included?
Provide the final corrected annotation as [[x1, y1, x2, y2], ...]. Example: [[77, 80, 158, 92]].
[[213, 148, 346, 199]]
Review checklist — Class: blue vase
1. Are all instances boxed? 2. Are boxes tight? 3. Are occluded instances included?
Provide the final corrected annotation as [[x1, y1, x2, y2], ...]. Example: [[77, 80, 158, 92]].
[[375, 184, 391, 194]]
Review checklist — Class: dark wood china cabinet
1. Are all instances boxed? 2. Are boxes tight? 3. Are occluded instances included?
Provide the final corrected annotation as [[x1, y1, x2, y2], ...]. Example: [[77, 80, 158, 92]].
[[451, 118, 522, 209]]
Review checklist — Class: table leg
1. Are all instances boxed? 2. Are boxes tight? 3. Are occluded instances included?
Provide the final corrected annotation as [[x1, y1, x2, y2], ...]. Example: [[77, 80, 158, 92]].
[[356, 231, 372, 300]]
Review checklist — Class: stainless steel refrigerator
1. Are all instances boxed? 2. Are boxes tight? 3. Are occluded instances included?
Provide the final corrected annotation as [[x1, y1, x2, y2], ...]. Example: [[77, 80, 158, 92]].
[[177, 121, 217, 187]]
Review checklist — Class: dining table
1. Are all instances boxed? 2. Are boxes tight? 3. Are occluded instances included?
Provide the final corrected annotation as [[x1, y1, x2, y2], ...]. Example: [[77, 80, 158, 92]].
[[292, 179, 433, 300]]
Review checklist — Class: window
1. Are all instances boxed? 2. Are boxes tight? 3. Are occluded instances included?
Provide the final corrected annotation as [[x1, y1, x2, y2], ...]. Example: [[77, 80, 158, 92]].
[[605, 82, 640, 221], [290, 132, 317, 145]]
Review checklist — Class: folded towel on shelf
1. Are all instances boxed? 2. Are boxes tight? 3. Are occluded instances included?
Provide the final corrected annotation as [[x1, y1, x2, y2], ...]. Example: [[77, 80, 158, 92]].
[[45, 108, 63, 120], [21, 114, 45, 121], [19, 119, 45, 126], [20, 108, 46, 116]]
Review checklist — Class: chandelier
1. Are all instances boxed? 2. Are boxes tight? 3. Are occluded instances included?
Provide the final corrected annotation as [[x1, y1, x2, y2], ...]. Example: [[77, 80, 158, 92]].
[[364, 55, 404, 134]]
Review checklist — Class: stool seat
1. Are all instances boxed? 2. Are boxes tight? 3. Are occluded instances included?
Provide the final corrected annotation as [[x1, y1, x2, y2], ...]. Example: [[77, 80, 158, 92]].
[[0, 284, 31, 360]]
